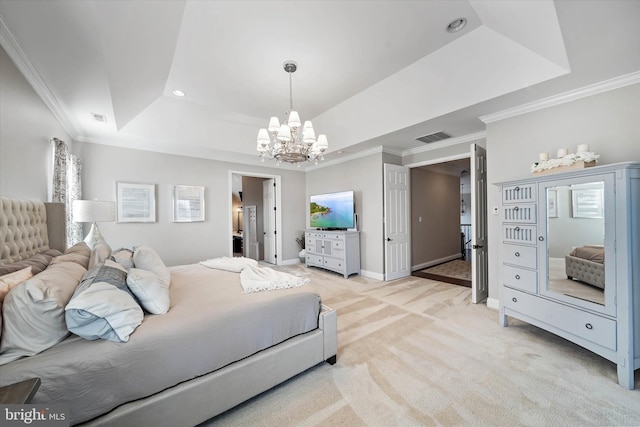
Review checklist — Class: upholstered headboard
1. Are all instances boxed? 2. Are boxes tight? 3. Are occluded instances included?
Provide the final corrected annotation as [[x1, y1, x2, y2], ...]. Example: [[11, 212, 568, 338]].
[[0, 198, 66, 265]]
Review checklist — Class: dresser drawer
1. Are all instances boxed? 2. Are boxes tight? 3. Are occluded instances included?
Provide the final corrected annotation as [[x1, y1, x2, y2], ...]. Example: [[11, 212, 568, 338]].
[[502, 184, 536, 204], [502, 265, 537, 293], [323, 257, 344, 272], [503, 287, 616, 350], [306, 255, 323, 267], [502, 225, 538, 245], [323, 233, 344, 241], [501, 244, 537, 269], [502, 205, 537, 224]]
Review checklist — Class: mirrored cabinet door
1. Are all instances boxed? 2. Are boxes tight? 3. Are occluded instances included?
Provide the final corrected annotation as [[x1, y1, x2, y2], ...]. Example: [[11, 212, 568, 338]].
[[538, 173, 616, 316]]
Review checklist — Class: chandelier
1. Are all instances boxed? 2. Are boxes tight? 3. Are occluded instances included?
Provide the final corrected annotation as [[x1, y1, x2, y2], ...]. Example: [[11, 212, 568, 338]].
[[257, 61, 328, 165]]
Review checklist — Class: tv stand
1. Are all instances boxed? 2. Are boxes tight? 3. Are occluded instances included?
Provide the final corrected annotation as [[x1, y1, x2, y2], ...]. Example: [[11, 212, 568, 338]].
[[305, 230, 360, 278]]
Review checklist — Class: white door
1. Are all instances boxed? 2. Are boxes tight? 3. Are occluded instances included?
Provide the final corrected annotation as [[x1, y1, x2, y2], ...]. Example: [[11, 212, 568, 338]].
[[471, 144, 488, 303], [263, 179, 277, 264], [384, 164, 411, 281]]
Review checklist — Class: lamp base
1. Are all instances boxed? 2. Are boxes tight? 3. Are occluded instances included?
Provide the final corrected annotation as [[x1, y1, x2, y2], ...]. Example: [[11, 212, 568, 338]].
[[83, 222, 107, 249]]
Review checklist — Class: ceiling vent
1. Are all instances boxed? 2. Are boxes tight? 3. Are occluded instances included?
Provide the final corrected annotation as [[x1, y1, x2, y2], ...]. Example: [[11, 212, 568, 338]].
[[415, 131, 451, 143], [91, 113, 107, 123]]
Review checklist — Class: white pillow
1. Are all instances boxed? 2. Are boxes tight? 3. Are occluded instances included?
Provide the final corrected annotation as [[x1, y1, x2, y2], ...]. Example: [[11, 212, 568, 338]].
[[0, 261, 86, 365], [126, 268, 170, 314], [133, 246, 170, 286], [88, 241, 112, 270], [65, 282, 143, 342]]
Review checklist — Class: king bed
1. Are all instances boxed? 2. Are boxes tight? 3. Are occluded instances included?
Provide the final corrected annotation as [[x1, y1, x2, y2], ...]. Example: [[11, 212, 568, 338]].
[[0, 198, 337, 426]]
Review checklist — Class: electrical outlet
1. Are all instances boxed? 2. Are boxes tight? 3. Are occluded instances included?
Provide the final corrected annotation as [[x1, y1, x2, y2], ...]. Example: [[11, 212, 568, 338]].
[[493, 206, 499, 215]]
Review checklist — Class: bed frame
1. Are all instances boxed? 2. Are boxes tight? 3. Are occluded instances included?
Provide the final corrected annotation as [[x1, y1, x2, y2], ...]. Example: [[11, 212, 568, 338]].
[[0, 197, 337, 426]]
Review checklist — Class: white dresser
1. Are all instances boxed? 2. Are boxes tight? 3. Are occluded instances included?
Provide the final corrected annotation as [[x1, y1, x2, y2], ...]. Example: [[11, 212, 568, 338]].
[[496, 162, 640, 389], [305, 230, 360, 278]]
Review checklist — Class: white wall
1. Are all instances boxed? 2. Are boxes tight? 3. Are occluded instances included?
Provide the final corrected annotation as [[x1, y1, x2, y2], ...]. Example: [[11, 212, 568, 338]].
[[0, 46, 73, 199], [76, 142, 307, 266], [486, 83, 640, 304]]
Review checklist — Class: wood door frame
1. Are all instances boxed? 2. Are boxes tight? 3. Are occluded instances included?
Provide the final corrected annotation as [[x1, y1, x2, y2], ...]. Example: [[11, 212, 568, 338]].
[[228, 171, 282, 264]]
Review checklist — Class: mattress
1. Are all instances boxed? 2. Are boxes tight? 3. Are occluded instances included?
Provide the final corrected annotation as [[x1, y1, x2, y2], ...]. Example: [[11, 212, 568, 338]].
[[0, 263, 320, 425]]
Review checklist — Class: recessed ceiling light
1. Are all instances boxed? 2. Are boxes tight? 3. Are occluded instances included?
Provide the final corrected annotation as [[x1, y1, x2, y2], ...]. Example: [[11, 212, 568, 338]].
[[172, 90, 186, 97], [447, 18, 467, 33]]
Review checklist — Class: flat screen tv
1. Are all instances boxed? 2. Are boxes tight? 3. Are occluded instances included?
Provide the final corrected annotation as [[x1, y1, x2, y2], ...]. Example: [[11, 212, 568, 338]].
[[310, 190, 355, 230]]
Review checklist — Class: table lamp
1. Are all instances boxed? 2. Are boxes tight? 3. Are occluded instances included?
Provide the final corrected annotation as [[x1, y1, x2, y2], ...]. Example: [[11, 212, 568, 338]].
[[72, 200, 116, 248]]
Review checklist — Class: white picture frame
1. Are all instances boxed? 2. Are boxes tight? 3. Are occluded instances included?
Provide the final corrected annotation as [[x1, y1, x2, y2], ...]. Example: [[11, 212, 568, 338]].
[[571, 188, 604, 218], [116, 182, 156, 223], [172, 185, 205, 222]]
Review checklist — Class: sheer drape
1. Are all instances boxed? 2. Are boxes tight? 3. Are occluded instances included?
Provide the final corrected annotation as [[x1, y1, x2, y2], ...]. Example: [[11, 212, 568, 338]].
[[51, 138, 82, 246]]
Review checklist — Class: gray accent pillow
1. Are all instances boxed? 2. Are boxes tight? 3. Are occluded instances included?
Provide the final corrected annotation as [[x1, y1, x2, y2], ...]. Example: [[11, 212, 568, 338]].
[[65, 260, 143, 342], [110, 248, 134, 270]]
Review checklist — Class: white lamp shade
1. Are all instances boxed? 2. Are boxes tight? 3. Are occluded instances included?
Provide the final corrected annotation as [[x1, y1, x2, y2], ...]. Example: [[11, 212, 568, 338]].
[[303, 127, 316, 144], [302, 121, 314, 132], [268, 117, 280, 132], [277, 124, 292, 141], [287, 111, 301, 128], [257, 128, 270, 144], [72, 200, 116, 223], [316, 134, 328, 150]]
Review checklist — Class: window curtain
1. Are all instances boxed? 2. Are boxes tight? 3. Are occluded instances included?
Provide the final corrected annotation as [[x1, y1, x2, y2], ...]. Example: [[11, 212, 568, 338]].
[[51, 138, 82, 246]]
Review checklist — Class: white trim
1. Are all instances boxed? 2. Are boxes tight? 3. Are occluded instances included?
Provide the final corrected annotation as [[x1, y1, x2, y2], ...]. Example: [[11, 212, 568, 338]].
[[0, 16, 78, 138], [486, 297, 500, 310], [402, 131, 486, 156], [412, 253, 462, 271], [480, 71, 640, 124], [228, 171, 283, 265], [360, 269, 384, 281], [280, 258, 301, 266], [405, 152, 471, 169], [305, 146, 388, 172]]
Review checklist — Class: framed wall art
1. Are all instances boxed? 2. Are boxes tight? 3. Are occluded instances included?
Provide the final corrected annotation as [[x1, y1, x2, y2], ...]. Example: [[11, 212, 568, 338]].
[[172, 185, 205, 222], [116, 182, 156, 223]]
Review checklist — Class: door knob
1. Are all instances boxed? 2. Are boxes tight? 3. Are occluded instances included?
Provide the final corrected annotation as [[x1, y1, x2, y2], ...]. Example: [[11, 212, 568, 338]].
[[386, 237, 392, 242], [473, 244, 483, 249]]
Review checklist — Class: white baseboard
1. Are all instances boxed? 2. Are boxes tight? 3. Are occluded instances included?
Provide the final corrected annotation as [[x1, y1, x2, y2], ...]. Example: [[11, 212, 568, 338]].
[[486, 297, 500, 310], [412, 253, 462, 271], [280, 258, 302, 266], [361, 269, 384, 281]]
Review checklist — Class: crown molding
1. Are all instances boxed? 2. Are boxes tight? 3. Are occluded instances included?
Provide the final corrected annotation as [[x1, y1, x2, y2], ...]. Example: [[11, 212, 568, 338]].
[[0, 16, 78, 138], [480, 71, 640, 124], [402, 131, 487, 156], [304, 146, 389, 171]]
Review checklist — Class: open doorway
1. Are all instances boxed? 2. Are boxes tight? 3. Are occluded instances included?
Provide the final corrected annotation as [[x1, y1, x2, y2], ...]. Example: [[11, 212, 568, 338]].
[[229, 171, 282, 264], [409, 157, 472, 287]]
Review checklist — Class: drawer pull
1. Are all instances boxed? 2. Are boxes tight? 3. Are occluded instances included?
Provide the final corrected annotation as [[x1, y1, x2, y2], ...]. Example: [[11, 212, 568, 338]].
[[514, 226, 520, 231], [538, 236, 544, 241], [512, 297, 518, 303], [514, 187, 520, 192], [585, 323, 593, 330], [515, 274, 521, 280], [514, 252, 520, 257], [513, 206, 519, 211]]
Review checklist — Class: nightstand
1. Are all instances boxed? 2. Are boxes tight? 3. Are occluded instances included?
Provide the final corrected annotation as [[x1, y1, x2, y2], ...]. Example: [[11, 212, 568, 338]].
[[0, 377, 41, 404]]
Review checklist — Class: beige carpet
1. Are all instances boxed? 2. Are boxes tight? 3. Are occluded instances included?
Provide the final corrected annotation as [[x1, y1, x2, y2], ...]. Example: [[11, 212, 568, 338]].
[[201, 264, 640, 427]]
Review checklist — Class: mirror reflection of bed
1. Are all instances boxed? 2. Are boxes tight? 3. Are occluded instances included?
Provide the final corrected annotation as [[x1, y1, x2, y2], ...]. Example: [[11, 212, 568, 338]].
[[548, 254, 604, 306]]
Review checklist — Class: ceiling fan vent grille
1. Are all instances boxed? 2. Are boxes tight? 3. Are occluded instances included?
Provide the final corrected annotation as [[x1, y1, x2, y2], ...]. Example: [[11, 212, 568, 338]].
[[416, 131, 451, 143]]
